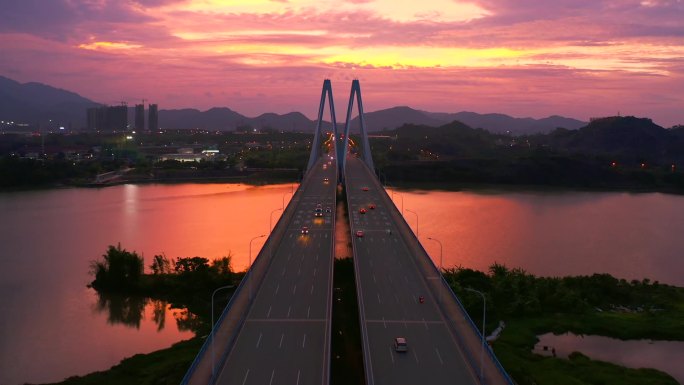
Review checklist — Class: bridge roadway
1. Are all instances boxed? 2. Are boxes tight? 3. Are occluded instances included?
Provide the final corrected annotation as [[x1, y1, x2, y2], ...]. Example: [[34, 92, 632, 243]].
[[212, 157, 337, 385], [345, 156, 480, 385]]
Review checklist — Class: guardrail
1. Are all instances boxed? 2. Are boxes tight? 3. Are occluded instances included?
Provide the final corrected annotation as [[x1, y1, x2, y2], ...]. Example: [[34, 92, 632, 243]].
[[365, 165, 515, 385], [346, 177, 376, 385], [181, 177, 307, 385]]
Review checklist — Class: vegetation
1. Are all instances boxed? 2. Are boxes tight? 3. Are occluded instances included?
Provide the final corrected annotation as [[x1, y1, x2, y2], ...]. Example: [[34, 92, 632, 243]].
[[43, 338, 204, 385], [445, 264, 684, 385], [331, 258, 365, 384]]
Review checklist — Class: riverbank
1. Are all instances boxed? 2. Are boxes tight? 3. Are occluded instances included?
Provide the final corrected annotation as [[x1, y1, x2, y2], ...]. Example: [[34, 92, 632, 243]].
[[446, 265, 684, 384], [43, 260, 684, 385]]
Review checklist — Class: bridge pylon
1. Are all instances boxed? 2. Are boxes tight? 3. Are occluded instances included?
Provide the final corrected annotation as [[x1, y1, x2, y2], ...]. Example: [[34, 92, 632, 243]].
[[341, 79, 374, 178], [306, 79, 338, 173], [306, 79, 374, 184]]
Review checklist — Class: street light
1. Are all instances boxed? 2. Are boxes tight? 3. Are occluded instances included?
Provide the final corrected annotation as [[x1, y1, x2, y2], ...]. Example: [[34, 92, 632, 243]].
[[270, 208, 283, 233], [465, 287, 486, 381], [248, 234, 266, 300], [393, 192, 404, 215], [427, 237, 443, 303], [211, 284, 235, 379], [405, 209, 418, 237], [282, 192, 292, 210]]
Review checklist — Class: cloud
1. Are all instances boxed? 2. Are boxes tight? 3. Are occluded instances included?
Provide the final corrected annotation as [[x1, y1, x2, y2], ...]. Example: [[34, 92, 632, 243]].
[[0, 0, 682, 126]]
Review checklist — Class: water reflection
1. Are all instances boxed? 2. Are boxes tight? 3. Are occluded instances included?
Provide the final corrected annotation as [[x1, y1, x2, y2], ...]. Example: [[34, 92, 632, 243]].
[[93, 293, 199, 334], [94, 292, 147, 329], [535, 332, 684, 383]]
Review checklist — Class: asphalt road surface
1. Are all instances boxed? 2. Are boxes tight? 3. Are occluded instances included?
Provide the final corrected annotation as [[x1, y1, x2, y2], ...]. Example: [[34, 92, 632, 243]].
[[345, 156, 480, 385], [215, 156, 337, 385]]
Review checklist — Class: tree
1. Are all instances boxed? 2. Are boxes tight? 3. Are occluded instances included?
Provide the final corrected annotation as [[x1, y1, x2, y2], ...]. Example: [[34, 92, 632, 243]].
[[150, 253, 172, 275], [90, 244, 144, 289]]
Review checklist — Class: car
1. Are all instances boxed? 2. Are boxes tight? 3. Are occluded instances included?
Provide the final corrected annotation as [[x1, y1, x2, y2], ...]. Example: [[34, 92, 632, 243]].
[[369, 204, 376, 210], [359, 208, 367, 214], [355, 230, 364, 238], [323, 177, 329, 183], [325, 207, 332, 213], [361, 187, 369, 191], [314, 208, 323, 217], [301, 226, 309, 235], [394, 337, 408, 352]]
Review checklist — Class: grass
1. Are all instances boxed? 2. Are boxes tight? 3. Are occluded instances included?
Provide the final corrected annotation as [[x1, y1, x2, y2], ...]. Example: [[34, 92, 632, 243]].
[[43, 338, 204, 385]]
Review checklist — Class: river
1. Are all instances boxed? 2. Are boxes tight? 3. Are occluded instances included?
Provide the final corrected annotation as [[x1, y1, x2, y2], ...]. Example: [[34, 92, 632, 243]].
[[1, 183, 683, 384]]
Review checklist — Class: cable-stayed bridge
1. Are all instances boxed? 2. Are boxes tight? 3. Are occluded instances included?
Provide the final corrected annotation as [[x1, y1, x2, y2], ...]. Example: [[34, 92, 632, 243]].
[[181, 80, 513, 385]]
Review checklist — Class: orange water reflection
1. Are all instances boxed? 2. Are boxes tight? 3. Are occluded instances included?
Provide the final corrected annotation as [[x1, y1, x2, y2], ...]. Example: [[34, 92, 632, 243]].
[[388, 188, 684, 286]]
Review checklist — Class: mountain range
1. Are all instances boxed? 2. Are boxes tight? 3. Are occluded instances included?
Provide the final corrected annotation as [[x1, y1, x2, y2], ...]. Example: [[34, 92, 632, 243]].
[[0, 75, 587, 134]]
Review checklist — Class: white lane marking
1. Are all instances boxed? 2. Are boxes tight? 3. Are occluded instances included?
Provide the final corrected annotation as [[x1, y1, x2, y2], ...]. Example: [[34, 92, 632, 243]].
[[382, 317, 386, 328], [413, 350, 420, 364], [372, 274, 376, 283], [256, 332, 263, 348], [267, 306, 272, 318], [275, 284, 280, 295], [435, 348, 444, 365], [313, 268, 317, 277], [269, 370, 275, 385], [310, 284, 314, 294], [292, 284, 297, 294], [279, 333, 284, 348], [241, 369, 250, 385], [287, 306, 291, 318], [389, 346, 395, 364], [296, 370, 301, 385], [377, 294, 382, 304], [307, 306, 311, 318], [298, 267, 301, 276], [302, 333, 307, 348], [423, 318, 429, 330], [282, 267, 286, 276]]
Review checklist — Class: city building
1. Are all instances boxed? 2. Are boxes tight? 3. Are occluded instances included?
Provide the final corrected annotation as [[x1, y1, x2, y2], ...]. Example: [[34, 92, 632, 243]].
[[135, 103, 145, 131], [148, 104, 158, 131], [86, 105, 128, 131]]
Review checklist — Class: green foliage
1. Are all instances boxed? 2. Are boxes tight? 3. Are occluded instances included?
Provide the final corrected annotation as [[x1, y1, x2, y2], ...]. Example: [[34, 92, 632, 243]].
[[149, 254, 172, 275], [445, 264, 684, 385], [90, 244, 144, 291], [45, 338, 204, 385]]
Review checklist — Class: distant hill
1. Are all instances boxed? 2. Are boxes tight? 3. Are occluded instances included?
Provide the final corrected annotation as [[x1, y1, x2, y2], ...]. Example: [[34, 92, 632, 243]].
[[158, 108, 315, 132], [545, 116, 684, 163], [0, 76, 98, 128], [0, 75, 586, 134]]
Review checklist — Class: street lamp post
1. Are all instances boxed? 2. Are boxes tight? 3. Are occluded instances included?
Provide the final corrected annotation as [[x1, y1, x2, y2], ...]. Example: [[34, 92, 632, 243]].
[[248, 234, 266, 300], [393, 192, 404, 215], [282, 192, 292, 210], [270, 208, 283, 233], [427, 237, 443, 304], [211, 285, 235, 379], [405, 209, 418, 237], [465, 287, 486, 381]]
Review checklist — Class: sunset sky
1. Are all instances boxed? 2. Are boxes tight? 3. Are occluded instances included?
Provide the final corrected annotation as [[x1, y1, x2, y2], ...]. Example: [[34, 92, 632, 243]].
[[1, 0, 683, 126]]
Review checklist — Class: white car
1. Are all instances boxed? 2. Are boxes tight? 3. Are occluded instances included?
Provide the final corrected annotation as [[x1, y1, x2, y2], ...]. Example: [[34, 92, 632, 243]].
[[394, 337, 408, 352]]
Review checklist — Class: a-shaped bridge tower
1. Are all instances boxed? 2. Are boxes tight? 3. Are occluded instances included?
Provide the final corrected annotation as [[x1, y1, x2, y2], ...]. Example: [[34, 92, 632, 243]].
[[306, 79, 375, 182]]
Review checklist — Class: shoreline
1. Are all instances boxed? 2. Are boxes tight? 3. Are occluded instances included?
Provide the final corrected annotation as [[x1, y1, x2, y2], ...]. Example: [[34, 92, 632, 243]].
[[44, 266, 684, 385]]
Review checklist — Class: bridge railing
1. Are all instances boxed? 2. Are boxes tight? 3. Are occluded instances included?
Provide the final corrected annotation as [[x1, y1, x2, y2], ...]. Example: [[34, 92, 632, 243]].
[[181, 179, 306, 385], [366, 167, 515, 385]]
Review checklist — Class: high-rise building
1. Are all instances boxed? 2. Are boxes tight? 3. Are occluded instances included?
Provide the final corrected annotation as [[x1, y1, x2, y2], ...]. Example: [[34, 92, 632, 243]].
[[135, 103, 145, 131], [86, 105, 128, 131], [148, 104, 158, 131]]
